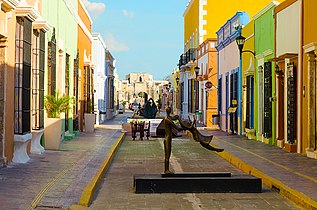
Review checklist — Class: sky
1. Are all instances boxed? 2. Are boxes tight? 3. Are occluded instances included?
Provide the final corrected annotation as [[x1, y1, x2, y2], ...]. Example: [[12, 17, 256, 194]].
[[82, 0, 189, 80]]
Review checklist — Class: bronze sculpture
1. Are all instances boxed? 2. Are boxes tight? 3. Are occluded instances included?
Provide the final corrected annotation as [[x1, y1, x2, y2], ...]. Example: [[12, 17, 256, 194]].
[[164, 107, 224, 174]]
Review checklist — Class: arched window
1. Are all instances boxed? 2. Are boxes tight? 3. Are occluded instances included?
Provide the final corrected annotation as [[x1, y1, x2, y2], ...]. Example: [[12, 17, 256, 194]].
[[139, 76, 142, 82]]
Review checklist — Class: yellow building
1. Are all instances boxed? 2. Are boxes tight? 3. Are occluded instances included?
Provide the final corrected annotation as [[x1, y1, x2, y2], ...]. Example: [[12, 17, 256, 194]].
[[241, 20, 255, 139], [302, 0, 317, 158]]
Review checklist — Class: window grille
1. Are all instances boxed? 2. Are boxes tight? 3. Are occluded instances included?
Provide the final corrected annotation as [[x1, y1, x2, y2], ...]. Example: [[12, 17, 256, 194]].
[[194, 80, 198, 112], [47, 28, 56, 96], [246, 75, 254, 129], [180, 82, 184, 112], [188, 79, 192, 113], [73, 52, 79, 130], [263, 62, 272, 138], [218, 77, 222, 113], [31, 29, 45, 130], [14, 17, 32, 134], [65, 54, 70, 131]]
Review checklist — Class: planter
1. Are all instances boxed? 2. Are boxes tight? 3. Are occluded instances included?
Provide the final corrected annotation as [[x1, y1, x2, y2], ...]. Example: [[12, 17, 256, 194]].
[[44, 118, 62, 150], [84, 113, 95, 133]]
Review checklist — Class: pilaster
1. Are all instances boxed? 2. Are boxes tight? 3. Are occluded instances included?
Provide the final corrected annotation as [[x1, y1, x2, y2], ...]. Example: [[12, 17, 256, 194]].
[[0, 36, 8, 167], [307, 52, 316, 151]]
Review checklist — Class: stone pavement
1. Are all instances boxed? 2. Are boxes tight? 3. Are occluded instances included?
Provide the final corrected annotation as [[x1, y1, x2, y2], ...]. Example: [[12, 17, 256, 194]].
[[89, 133, 300, 209], [0, 113, 128, 210]]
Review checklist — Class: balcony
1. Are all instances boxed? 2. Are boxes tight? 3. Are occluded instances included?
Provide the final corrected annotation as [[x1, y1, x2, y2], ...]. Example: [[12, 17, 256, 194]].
[[178, 48, 196, 68]]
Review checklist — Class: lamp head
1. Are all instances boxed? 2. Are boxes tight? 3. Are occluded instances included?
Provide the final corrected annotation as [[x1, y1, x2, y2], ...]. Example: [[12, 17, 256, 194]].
[[194, 66, 200, 77], [236, 35, 246, 53], [176, 77, 180, 85]]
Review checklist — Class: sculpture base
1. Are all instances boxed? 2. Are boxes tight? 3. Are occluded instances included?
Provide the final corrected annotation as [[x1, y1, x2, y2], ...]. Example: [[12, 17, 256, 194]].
[[134, 172, 262, 193]]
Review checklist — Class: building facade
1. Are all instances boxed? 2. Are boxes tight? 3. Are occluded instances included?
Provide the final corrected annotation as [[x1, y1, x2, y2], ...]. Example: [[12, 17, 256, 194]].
[[180, 0, 281, 123], [92, 33, 107, 124], [241, 20, 255, 139], [105, 50, 115, 120], [216, 12, 250, 135], [77, 0, 93, 131], [196, 38, 217, 126], [253, 2, 279, 145], [121, 72, 168, 106], [302, 0, 317, 159], [272, 0, 300, 151]]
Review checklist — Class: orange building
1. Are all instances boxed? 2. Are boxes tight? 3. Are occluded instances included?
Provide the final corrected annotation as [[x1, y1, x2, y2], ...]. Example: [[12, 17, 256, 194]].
[[196, 39, 218, 127], [77, 0, 94, 131]]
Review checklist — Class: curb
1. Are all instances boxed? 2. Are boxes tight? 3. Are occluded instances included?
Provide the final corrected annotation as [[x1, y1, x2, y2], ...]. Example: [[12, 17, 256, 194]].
[[75, 132, 126, 207], [185, 132, 317, 209], [214, 148, 317, 210]]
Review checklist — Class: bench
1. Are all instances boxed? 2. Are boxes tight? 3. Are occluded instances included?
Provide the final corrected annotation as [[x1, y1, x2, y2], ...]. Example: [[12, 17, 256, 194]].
[[131, 121, 150, 140]]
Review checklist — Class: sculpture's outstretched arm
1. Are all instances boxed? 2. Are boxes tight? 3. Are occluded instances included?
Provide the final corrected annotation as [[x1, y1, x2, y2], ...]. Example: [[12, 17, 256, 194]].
[[165, 115, 183, 131]]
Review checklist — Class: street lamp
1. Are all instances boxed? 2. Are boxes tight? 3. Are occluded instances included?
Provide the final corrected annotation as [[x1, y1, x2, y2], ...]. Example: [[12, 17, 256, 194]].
[[235, 27, 255, 135], [176, 77, 180, 86], [194, 66, 200, 113], [236, 35, 255, 56], [194, 66, 200, 78]]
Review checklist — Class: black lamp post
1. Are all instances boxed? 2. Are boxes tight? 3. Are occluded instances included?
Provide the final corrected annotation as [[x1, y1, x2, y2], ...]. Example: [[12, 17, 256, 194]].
[[235, 30, 255, 135], [194, 66, 200, 113]]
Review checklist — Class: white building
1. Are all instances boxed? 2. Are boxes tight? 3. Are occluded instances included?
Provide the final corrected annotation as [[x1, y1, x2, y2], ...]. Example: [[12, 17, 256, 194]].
[[92, 33, 107, 124]]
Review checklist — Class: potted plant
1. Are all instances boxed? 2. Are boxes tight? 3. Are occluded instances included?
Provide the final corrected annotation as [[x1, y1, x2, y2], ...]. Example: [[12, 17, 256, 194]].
[[44, 90, 73, 150], [84, 101, 95, 133]]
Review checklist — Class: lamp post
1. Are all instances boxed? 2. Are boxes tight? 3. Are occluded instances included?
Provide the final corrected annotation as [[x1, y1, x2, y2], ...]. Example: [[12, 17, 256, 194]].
[[194, 66, 200, 114], [235, 26, 255, 135]]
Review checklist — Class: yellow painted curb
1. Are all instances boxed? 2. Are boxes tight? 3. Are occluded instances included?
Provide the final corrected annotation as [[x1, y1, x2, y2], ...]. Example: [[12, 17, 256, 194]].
[[78, 132, 126, 207], [215, 149, 317, 210], [185, 132, 317, 209]]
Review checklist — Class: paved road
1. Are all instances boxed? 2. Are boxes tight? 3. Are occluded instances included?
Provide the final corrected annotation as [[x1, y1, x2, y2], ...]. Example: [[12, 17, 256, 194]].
[[90, 134, 299, 210]]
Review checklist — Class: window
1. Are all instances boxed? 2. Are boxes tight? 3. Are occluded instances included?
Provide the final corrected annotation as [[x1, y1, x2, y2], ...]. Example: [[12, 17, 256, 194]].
[[180, 82, 184, 112], [188, 79, 192, 113], [73, 52, 79, 130], [218, 77, 222, 113], [65, 54, 70, 130], [14, 17, 32, 134], [139, 76, 142, 82], [194, 80, 198, 112], [31, 29, 45, 130], [246, 75, 254, 129], [84, 65, 91, 113], [47, 28, 56, 96]]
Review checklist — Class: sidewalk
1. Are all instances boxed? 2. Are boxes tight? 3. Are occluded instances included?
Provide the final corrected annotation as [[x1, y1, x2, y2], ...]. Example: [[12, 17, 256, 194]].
[[199, 129, 317, 210], [0, 115, 126, 210]]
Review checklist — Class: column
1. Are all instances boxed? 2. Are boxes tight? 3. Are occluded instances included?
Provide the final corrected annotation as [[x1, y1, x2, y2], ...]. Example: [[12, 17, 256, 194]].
[[308, 52, 316, 151], [0, 37, 8, 167]]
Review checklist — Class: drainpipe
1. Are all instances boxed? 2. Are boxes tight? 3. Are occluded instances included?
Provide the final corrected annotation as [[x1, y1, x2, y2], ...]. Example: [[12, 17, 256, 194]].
[[297, 0, 303, 153]]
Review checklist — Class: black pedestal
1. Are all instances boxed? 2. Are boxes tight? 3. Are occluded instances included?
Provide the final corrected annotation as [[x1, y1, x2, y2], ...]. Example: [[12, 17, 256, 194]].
[[134, 172, 262, 193]]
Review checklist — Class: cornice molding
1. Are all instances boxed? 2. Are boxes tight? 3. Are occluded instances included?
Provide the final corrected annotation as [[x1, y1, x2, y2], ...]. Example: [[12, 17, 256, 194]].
[[16, 1, 39, 22], [263, 49, 273, 57], [1, 0, 19, 12], [33, 19, 52, 32], [253, 1, 279, 20], [303, 42, 317, 54]]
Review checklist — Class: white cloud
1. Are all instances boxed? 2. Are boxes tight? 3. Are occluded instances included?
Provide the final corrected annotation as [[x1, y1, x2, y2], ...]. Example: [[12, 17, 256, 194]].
[[82, 0, 106, 17], [104, 33, 129, 52], [122, 9, 134, 18]]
